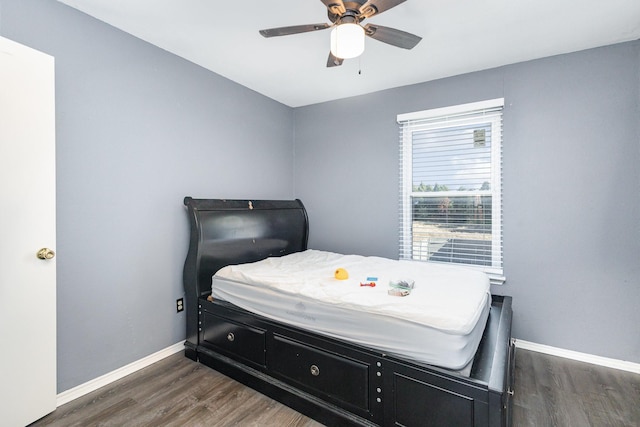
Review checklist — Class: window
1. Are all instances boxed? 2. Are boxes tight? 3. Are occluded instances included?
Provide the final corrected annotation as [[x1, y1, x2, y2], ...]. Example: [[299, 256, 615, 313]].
[[397, 99, 504, 284]]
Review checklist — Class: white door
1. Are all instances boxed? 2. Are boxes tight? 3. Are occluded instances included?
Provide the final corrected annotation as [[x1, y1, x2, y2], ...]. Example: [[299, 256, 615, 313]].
[[0, 36, 57, 426]]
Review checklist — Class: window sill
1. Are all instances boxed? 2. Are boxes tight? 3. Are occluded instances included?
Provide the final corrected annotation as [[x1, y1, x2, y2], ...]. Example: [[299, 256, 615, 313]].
[[488, 274, 506, 286]]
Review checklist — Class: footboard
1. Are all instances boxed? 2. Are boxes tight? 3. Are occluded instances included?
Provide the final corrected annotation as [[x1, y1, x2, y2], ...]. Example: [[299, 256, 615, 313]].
[[385, 295, 514, 427]]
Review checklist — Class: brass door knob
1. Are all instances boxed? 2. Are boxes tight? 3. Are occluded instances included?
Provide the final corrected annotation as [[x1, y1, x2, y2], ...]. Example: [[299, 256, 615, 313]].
[[37, 248, 55, 260]]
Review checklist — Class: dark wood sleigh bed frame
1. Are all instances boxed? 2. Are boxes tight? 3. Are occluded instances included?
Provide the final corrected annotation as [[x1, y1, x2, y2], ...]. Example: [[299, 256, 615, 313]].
[[183, 197, 515, 427]]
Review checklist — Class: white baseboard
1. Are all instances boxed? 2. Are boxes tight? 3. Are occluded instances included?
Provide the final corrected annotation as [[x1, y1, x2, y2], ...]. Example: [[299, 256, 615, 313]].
[[515, 339, 640, 375], [56, 341, 185, 407]]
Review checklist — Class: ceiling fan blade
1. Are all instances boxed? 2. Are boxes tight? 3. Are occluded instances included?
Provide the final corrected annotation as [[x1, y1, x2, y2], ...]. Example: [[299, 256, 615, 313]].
[[259, 23, 331, 38], [327, 51, 344, 67], [359, 0, 407, 18], [364, 23, 421, 49], [320, 0, 346, 15]]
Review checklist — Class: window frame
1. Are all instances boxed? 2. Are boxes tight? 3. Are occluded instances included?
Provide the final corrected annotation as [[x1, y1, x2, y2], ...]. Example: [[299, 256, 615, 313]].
[[398, 98, 505, 285]]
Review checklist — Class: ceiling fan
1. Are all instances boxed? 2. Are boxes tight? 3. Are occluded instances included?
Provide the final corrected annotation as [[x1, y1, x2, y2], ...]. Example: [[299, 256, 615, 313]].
[[259, 0, 422, 67]]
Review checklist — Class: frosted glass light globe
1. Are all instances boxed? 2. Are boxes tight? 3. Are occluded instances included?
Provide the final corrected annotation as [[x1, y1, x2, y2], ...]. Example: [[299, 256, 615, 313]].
[[330, 23, 365, 59]]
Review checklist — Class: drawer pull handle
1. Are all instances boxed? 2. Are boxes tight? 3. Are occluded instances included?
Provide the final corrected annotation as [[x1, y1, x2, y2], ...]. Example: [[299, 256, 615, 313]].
[[227, 332, 235, 342], [310, 365, 320, 376]]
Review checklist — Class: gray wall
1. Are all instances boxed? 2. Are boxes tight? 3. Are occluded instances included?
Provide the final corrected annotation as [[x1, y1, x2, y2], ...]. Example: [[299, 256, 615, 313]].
[[1, 0, 294, 392], [294, 41, 640, 363]]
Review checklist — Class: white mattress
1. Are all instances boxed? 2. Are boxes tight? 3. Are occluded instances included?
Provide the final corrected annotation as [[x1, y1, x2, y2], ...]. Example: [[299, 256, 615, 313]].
[[212, 250, 491, 370]]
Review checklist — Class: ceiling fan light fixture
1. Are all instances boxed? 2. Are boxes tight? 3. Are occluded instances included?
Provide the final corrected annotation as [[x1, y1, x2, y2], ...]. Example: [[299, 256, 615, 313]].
[[330, 23, 365, 59]]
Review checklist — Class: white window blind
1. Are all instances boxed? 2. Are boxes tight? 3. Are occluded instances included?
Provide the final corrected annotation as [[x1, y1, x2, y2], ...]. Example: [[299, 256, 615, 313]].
[[397, 99, 504, 283]]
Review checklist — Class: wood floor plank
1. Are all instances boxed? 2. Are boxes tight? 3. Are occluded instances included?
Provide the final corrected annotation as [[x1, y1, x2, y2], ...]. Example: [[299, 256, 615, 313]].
[[514, 350, 640, 427], [31, 349, 640, 426]]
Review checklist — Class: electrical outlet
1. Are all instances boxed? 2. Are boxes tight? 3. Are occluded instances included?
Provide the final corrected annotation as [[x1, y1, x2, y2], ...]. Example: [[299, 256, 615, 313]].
[[176, 298, 184, 313]]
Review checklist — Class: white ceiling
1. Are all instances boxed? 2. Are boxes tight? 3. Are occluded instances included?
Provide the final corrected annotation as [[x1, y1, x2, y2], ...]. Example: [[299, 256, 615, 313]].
[[57, 0, 640, 107]]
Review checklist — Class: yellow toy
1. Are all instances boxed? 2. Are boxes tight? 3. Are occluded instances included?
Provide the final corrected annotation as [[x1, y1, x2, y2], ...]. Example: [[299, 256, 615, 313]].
[[334, 268, 349, 280]]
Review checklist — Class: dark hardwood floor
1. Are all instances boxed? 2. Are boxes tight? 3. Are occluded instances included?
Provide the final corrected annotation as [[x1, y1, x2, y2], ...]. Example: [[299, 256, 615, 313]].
[[513, 350, 640, 426], [31, 348, 640, 426]]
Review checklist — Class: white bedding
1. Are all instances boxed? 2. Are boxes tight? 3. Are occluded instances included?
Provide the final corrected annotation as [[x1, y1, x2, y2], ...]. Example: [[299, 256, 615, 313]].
[[212, 249, 491, 370]]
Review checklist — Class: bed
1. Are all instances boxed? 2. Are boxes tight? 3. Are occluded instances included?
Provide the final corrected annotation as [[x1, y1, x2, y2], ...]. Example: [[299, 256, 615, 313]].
[[183, 197, 514, 427]]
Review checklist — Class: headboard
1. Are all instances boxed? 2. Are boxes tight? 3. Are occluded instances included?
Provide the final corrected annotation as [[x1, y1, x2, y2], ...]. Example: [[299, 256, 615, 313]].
[[182, 197, 309, 348]]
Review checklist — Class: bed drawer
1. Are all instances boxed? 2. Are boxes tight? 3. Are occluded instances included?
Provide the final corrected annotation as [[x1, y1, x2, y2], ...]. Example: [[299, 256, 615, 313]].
[[201, 312, 266, 367], [269, 333, 370, 413], [386, 361, 488, 427]]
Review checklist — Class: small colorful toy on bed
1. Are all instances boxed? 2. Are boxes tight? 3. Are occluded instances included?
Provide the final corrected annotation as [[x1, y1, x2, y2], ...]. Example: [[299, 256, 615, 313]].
[[389, 279, 415, 290], [360, 276, 378, 287], [334, 268, 349, 280], [388, 278, 415, 296]]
